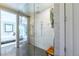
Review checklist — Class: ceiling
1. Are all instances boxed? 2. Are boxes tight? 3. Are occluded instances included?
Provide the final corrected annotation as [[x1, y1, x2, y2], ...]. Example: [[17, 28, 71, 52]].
[[0, 3, 54, 16]]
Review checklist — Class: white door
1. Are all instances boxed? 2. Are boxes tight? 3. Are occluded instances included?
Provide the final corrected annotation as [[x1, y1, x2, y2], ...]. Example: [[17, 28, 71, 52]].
[[65, 4, 74, 56], [65, 3, 79, 56], [73, 4, 79, 56]]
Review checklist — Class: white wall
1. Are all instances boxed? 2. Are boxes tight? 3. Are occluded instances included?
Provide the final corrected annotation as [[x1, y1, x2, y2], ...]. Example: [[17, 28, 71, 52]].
[[30, 8, 54, 50], [35, 8, 54, 50], [29, 15, 35, 45]]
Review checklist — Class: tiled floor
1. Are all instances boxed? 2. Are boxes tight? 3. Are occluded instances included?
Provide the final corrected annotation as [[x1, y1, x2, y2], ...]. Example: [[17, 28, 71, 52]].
[[1, 41, 47, 56]]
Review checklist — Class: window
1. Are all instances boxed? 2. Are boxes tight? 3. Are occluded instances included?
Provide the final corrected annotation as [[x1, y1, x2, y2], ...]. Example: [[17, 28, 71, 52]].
[[1, 10, 16, 43]]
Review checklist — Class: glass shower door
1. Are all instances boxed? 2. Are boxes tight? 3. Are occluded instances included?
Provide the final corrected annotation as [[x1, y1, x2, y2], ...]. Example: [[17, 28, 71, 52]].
[[18, 16, 28, 56]]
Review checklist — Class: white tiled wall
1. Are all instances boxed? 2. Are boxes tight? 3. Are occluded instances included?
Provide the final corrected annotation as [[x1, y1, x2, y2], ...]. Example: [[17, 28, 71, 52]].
[[30, 8, 54, 50]]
